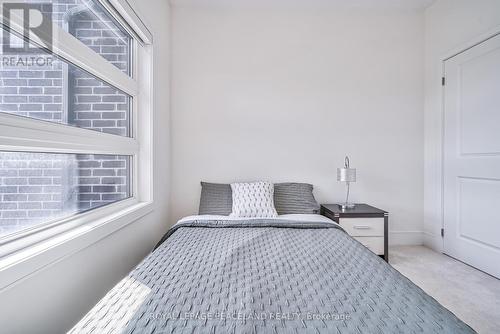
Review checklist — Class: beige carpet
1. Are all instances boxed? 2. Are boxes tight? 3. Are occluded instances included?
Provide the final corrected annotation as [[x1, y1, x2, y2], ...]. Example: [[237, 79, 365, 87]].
[[390, 246, 500, 334]]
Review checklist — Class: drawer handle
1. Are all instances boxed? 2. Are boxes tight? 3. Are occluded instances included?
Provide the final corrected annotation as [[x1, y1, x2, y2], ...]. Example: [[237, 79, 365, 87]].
[[353, 225, 371, 230]]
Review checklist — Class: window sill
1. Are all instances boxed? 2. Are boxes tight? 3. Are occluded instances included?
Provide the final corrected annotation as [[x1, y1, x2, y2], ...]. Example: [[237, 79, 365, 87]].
[[0, 200, 154, 292]]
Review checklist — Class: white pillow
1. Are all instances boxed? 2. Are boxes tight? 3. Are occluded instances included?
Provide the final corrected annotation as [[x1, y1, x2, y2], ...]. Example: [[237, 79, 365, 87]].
[[230, 182, 278, 218]]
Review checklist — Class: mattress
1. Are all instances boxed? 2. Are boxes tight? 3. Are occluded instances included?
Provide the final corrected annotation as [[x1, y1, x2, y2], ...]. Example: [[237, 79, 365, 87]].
[[69, 215, 475, 334]]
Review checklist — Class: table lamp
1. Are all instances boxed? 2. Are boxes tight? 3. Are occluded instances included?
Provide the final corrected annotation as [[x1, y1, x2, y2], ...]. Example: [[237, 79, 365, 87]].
[[337, 156, 356, 210]]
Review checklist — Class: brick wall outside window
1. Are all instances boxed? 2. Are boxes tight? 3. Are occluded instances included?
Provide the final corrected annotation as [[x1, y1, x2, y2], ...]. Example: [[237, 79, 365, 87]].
[[0, 2, 131, 236]]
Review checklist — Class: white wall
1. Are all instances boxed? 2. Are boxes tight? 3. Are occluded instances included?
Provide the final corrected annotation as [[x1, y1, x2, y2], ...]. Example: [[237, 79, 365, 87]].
[[423, 0, 500, 251], [0, 1, 171, 333], [171, 5, 425, 245]]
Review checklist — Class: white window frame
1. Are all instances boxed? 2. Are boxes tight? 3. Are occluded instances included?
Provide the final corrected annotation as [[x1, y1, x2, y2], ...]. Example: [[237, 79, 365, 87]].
[[0, 0, 154, 290]]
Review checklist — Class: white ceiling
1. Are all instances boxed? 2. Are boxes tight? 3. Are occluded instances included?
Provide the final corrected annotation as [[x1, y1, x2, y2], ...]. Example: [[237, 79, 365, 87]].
[[170, 0, 437, 10]]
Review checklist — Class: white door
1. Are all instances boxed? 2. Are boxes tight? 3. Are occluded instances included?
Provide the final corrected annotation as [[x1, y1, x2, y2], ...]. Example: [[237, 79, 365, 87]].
[[443, 33, 500, 279]]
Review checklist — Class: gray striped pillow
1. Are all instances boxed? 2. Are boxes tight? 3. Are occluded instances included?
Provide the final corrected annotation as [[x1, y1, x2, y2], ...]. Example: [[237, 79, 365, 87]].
[[198, 182, 232, 215], [274, 183, 320, 214]]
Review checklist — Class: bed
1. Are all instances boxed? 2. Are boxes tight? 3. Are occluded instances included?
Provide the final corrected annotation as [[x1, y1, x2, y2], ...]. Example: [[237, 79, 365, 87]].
[[69, 214, 475, 334]]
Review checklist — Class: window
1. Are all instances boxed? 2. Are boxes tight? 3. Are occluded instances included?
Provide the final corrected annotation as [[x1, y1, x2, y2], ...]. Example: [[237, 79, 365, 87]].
[[8, 0, 132, 75], [0, 33, 132, 136], [0, 0, 152, 250], [63, 0, 132, 76], [0, 152, 131, 237]]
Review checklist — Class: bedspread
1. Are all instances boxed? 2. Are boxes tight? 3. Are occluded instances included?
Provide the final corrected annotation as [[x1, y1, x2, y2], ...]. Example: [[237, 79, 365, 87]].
[[69, 218, 475, 334]]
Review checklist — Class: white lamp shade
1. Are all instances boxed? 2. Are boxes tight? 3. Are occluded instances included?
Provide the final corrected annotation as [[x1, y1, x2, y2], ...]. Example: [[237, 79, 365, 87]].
[[337, 168, 356, 182]]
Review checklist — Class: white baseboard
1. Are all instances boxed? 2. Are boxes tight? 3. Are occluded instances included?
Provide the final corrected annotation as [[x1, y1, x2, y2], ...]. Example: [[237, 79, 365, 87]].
[[389, 231, 424, 246], [423, 232, 443, 252]]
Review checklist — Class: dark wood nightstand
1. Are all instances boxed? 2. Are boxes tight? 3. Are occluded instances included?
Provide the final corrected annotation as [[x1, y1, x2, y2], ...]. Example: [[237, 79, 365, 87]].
[[320, 204, 389, 262]]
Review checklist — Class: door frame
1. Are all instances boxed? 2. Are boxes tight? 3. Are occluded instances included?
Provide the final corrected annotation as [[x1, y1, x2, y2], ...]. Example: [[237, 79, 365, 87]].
[[438, 26, 500, 253]]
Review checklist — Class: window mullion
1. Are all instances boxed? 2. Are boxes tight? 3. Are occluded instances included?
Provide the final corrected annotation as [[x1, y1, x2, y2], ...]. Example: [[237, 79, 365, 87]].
[[0, 113, 138, 156], [51, 26, 138, 97]]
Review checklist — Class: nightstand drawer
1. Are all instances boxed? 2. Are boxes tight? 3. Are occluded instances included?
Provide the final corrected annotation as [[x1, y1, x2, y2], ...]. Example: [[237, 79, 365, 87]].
[[339, 218, 384, 237], [355, 236, 384, 255]]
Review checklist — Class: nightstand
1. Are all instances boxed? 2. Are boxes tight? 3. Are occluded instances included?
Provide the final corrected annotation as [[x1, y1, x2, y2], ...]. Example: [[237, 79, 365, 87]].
[[320, 204, 388, 262]]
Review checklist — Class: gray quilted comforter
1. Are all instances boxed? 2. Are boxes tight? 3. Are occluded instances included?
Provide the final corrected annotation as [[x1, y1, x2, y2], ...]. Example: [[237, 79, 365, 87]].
[[69, 218, 475, 334]]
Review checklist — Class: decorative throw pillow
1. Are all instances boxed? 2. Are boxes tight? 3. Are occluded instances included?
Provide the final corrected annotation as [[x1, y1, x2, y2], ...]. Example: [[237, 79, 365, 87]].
[[274, 183, 320, 214], [198, 182, 232, 215], [230, 182, 278, 218]]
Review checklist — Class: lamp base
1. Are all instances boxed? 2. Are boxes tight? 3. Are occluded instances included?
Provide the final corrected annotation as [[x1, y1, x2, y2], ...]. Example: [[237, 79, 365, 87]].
[[339, 203, 356, 211]]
